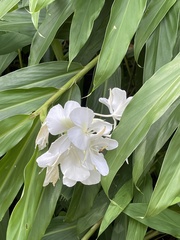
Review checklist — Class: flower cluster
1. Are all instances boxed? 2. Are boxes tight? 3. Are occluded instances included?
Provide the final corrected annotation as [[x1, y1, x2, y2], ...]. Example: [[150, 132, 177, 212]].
[[36, 101, 118, 187], [36, 87, 132, 187]]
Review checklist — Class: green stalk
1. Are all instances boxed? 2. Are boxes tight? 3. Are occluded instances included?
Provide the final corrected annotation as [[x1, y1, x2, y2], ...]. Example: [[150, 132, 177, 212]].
[[18, 49, 23, 68], [32, 55, 98, 120], [81, 220, 102, 240]]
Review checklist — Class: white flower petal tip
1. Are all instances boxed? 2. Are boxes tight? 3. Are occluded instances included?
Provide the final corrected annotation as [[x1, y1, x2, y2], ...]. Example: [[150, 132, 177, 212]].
[[43, 165, 59, 187], [99, 87, 133, 121], [35, 122, 49, 150]]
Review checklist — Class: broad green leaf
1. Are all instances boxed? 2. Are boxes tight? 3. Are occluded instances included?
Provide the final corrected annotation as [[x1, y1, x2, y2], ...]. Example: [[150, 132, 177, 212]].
[[0, 9, 41, 37], [0, 87, 57, 121], [75, 0, 113, 65], [0, 0, 20, 19], [35, 0, 56, 12], [0, 115, 33, 157], [77, 191, 109, 234], [29, 0, 73, 65], [134, 0, 177, 62], [111, 214, 128, 240], [0, 32, 32, 55], [0, 52, 17, 75], [69, 0, 105, 64], [0, 120, 39, 221], [133, 100, 180, 186], [93, 0, 147, 90], [7, 149, 62, 240], [29, 0, 55, 12], [101, 53, 180, 195], [42, 216, 77, 240], [143, 1, 180, 81], [126, 175, 153, 240], [126, 218, 146, 240], [146, 126, 180, 216], [99, 180, 133, 236], [66, 183, 100, 222], [58, 84, 81, 106], [0, 211, 9, 240], [0, 61, 82, 90], [124, 203, 180, 238]]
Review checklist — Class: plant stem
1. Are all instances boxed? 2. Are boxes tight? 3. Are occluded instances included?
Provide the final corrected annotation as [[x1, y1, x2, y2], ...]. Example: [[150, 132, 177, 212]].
[[18, 49, 23, 68], [32, 55, 99, 119], [81, 220, 102, 240], [144, 230, 160, 240]]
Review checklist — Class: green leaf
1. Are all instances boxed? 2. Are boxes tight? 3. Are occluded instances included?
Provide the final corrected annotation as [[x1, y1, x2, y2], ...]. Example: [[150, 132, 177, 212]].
[[146, 126, 180, 216], [93, 0, 147, 90], [124, 203, 180, 238], [66, 183, 100, 222], [58, 84, 81, 106], [101, 53, 180, 195], [74, 0, 113, 65], [0, 87, 57, 121], [29, 0, 73, 65], [143, 1, 180, 81], [99, 180, 133, 236], [126, 175, 153, 240], [0, 61, 82, 90], [0, 52, 17, 75], [134, 0, 177, 62], [42, 216, 78, 240], [29, 0, 55, 12], [0, 115, 33, 157], [77, 191, 109, 234], [0, 120, 40, 221], [0, 8, 43, 37], [0, 32, 32, 55], [7, 149, 62, 240], [69, 0, 105, 64], [0, 211, 9, 240], [0, 0, 20, 19], [133, 100, 180, 186]]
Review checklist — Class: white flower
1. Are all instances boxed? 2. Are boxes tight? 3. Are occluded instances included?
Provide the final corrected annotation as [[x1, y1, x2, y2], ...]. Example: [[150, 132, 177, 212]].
[[36, 135, 70, 186], [99, 88, 132, 121], [35, 121, 49, 150], [67, 107, 113, 150], [85, 135, 118, 176], [60, 146, 91, 187], [36, 100, 119, 187], [46, 100, 80, 135]]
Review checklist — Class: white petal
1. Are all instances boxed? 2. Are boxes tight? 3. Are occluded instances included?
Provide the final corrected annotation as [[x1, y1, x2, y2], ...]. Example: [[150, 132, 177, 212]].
[[36, 151, 59, 168], [64, 101, 81, 117], [91, 119, 112, 135], [89, 135, 118, 151], [99, 97, 110, 110], [63, 176, 77, 187], [97, 137, 118, 150], [49, 135, 70, 155], [35, 122, 49, 150], [81, 170, 101, 185], [67, 126, 89, 150], [111, 88, 126, 111], [46, 104, 67, 135], [70, 107, 94, 130], [43, 165, 59, 186], [60, 147, 90, 181], [89, 151, 109, 176]]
